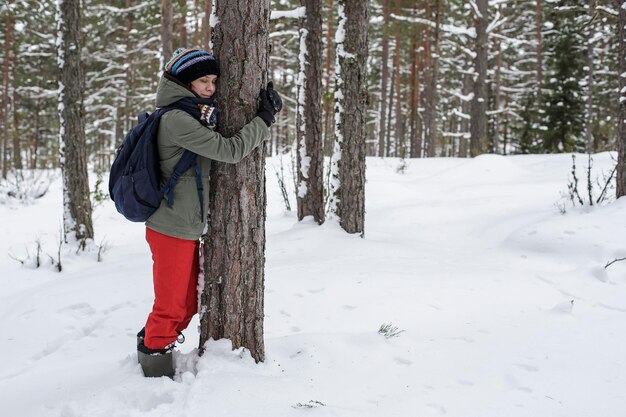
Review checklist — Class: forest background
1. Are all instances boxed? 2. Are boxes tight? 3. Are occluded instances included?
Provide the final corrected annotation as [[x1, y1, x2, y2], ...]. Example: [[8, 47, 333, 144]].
[[0, 0, 620, 178]]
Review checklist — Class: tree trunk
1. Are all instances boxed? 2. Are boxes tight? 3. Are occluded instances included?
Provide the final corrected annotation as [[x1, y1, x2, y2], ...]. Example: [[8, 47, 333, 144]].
[[322, 0, 334, 156], [409, 4, 420, 158], [332, 0, 368, 236], [494, 10, 502, 154], [161, 0, 173, 63], [202, 0, 212, 52], [178, 0, 188, 48], [199, 0, 270, 363], [193, 0, 200, 47], [470, 0, 488, 157], [393, 0, 404, 158], [585, 0, 596, 153], [56, 0, 94, 248], [296, 0, 325, 224], [617, 0, 626, 198], [459, 69, 472, 157], [11, 44, 20, 170], [1, 1, 12, 179], [423, 0, 440, 157], [378, 0, 390, 157], [535, 0, 543, 108]]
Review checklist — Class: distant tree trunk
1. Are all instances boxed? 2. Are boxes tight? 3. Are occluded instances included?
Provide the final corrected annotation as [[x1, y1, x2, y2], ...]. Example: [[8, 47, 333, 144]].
[[385, 70, 394, 157], [535, 0, 543, 107], [193, 0, 200, 47], [56, 0, 94, 248], [393, 0, 404, 157], [178, 0, 188, 48], [378, 0, 390, 157], [1, 1, 12, 179], [423, 0, 441, 157], [585, 0, 596, 153], [12, 49, 21, 170], [199, 0, 270, 363], [459, 79, 470, 157], [494, 12, 502, 154], [617, 0, 626, 198], [322, 0, 334, 156], [409, 4, 420, 158], [331, 0, 368, 236], [123, 0, 134, 140], [470, 0, 488, 157], [161, 0, 173, 63], [296, 0, 325, 224], [202, 0, 212, 51], [534, 0, 543, 148]]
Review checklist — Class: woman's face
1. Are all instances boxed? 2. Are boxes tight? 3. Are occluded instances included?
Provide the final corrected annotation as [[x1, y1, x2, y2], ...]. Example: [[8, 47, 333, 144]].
[[190, 75, 217, 99]]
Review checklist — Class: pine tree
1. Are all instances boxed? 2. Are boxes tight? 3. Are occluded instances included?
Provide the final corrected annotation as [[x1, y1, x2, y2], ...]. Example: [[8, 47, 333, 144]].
[[541, 1, 585, 153], [331, 0, 368, 235], [199, 0, 270, 363], [56, 0, 94, 248]]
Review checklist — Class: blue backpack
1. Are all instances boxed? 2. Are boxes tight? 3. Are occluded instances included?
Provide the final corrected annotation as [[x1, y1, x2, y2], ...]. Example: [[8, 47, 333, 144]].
[[109, 101, 208, 223]]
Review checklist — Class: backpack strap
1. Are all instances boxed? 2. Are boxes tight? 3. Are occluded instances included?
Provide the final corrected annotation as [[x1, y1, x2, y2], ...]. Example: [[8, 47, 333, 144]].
[[162, 150, 205, 223]]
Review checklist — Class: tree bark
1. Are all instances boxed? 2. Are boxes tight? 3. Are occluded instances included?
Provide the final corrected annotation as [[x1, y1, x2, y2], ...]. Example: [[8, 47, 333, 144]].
[[199, 0, 270, 363], [585, 0, 596, 153], [202, 0, 212, 52], [178, 0, 188, 48], [322, 0, 335, 156], [535, 0, 543, 108], [378, 0, 390, 157], [2, 1, 12, 179], [161, 0, 173, 63], [409, 3, 420, 158], [470, 0, 488, 157], [296, 0, 325, 224], [617, 0, 626, 198], [423, 0, 441, 157], [494, 8, 502, 154], [393, 0, 403, 157], [56, 0, 94, 247], [332, 0, 368, 235]]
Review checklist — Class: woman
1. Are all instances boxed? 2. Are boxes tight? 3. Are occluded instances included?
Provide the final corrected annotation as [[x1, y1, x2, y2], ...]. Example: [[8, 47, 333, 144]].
[[136, 48, 281, 378]]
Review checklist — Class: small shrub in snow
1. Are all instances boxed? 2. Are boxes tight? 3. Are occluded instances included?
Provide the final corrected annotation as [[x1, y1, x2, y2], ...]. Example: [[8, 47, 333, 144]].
[[396, 159, 408, 174], [91, 171, 109, 209], [605, 257, 626, 269], [0, 169, 54, 204], [378, 323, 405, 338], [8, 239, 44, 269], [291, 400, 325, 409], [558, 154, 615, 213], [272, 150, 292, 211]]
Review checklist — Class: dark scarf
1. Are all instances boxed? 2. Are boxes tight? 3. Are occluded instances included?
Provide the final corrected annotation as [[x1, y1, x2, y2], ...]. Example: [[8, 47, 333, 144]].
[[163, 72, 219, 129]]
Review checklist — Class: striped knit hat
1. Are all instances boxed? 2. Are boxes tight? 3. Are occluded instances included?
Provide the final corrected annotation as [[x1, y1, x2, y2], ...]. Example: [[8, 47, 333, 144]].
[[164, 48, 220, 84]]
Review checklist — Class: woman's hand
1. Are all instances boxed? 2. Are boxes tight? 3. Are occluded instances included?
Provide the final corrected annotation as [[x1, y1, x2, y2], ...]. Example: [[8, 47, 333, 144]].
[[257, 82, 283, 127]]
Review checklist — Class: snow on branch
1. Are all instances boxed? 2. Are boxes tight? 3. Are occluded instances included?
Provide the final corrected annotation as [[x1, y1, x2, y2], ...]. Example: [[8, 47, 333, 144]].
[[596, 5, 618, 16], [90, 3, 150, 14], [390, 13, 476, 38], [270, 30, 299, 39], [270, 7, 306, 20]]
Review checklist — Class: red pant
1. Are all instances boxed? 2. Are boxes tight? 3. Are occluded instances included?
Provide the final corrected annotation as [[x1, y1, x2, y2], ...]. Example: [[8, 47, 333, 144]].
[[144, 227, 199, 349]]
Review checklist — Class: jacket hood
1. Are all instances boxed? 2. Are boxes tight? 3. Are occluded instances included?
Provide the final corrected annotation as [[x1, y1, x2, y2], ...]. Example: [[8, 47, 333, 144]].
[[155, 73, 195, 107]]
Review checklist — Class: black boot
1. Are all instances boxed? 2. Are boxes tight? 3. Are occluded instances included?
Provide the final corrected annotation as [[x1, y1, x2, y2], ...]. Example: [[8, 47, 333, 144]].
[[137, 327, 184, 347], [137, 341, 175, 378]]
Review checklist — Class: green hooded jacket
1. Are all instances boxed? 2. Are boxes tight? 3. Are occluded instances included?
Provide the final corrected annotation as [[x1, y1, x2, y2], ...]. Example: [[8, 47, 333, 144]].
[[145, 75, 269, 240]]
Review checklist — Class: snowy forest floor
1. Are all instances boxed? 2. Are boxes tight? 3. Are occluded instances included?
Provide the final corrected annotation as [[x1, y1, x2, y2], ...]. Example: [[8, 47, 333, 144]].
[[1, 153, 625, 417]]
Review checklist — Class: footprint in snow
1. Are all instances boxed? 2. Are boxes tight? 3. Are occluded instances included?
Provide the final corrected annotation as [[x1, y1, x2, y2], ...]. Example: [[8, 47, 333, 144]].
[[550, 299, 574, 314], [515, 363, 539, 372], [57, 303, 96, 319]]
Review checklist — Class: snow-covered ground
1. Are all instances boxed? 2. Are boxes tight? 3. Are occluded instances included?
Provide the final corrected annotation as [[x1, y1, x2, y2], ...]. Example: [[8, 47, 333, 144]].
[[1, 153, 625, 417]]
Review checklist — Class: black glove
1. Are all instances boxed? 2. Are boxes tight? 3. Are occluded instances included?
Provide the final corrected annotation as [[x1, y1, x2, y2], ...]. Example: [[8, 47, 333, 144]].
[[257, 82, 283, 127]]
